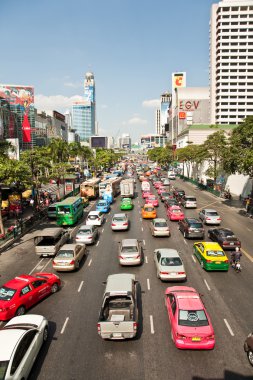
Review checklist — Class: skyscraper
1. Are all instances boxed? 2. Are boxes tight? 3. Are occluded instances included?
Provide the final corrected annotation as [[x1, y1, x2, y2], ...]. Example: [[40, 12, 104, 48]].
[[210, 0, 253, 125]]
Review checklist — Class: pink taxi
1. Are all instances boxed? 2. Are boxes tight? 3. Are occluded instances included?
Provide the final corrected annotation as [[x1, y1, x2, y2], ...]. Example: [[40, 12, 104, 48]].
[[142, 191, 152, 199], [145, 195, 159, 207], [157, 187, 166, 195], [154, 181, 162, 189], [167, 205, 185, 221], [165, 286, 215, 350]]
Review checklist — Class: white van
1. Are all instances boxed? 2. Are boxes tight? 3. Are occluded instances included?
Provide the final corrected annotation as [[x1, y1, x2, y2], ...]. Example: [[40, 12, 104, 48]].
[[141, 181, 150, 192], [34, 227, 70, 257]]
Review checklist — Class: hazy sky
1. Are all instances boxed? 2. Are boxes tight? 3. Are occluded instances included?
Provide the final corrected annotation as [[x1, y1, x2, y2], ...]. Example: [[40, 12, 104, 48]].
[[0, 0, 216, 142]]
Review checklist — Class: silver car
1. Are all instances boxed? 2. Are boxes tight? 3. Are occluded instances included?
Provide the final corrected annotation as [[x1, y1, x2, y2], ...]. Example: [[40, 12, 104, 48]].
[[111, 213, 129, 231], [86, 211, 105, 226], [52, 243, 86, 271], [150, 218, 170, 237], [154, 248, 186, 281], [0, 314, 48, 380], [199, 208, 222, 225], [75, 224, 98, 244], [118, 238, 142, 265]]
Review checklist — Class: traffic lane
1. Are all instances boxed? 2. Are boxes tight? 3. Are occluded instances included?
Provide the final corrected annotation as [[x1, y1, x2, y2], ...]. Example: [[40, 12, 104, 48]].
[[140, 194, 253, 378]]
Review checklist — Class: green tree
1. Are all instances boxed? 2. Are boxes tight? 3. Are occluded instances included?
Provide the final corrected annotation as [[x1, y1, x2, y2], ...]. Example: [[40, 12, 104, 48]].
[[50, 162, 72, 199], [49, 138, 70, 163], [177, 144, 207, 179], [204, 130, 227, 183]]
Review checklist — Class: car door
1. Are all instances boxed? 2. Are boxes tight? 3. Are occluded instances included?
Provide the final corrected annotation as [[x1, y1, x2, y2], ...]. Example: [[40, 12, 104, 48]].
[[31, 279, 51, 302], [194, 243, 201, 261], [19, 284, 35, 309]]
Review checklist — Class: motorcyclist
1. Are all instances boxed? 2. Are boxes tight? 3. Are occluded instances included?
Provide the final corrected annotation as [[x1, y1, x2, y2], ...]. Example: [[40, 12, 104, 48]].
[[231, 247, 242, 265]]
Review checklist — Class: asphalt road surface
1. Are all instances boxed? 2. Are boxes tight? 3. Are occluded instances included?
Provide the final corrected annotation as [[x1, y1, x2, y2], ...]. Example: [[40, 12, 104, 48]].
[[0, 176, 253, 380]]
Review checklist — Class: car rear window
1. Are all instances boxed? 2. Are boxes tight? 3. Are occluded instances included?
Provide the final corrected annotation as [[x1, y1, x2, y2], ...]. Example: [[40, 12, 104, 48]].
[[113, 217, 126, 222], [178, 310, 209, 327], [155, 222, 167, 227], [186, 197, 196, 202], [206, 250, 225, 257], [0, 286, 16, 301], [172, 209, 181, 214], [161, 257, 182, 266], [206, 212, 218, 216], [222, 230, 235, 237], [57, 250, 74, 258], [145, 207, 154, 212], [78, 228, 91, 235], [121, 246, 138, 253], [189, 223, 202, 229], [97, 202, 106, 206]]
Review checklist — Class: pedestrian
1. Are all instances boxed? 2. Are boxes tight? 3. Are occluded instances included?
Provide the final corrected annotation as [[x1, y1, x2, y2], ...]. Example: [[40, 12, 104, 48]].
[[246, 197, 251, 213]]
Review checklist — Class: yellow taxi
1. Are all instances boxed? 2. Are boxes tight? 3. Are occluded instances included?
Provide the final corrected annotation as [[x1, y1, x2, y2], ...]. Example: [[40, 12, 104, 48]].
[[141, 204, 157, 219], [193, 241, 229, 271]]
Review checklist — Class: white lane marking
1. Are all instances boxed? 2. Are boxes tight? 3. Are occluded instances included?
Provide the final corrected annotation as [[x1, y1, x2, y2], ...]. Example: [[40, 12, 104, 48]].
[[102, 228, 104, 233], [143, 240, 146, 246], [183, 239, 188, 245], [150, 315, 155, 334], [96, 241, 100, 246], [61, 317, 69, 334], [204, 279, 211, 291], [141, 227, 143, 232], [29, 258, 45, 275], [140, 218, 142, 222], [42, 258, 52, 271], [147, 278, 150, 290], [191, 255, 196, 263], [145, 256, 148, 264], [88, 259, 92, 267], [224, 319, 234, 336], [78, 281, 84, 293], [247, 227, 252, 232]]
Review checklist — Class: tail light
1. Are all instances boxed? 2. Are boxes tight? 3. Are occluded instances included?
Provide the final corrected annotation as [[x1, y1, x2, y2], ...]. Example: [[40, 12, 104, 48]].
[[0, 307, 9, 312], [119, 255, 124, 259], [206, 260, 212, 263], [160, 271, 169, 275], [97, 323, 101, 333], [223, 242, 229, 245], [177, 272, 185, 275], [206, 218, 211, 220], [206, 334, 214, 340], [111, 223, 116, 226], [217, 218, 221, 221], [76, 237, 80, 240], [123, 222, 128, 226], [52, 260, 56, 265], [224, 260, 229, 263], [88, 236, 92, 239], [134, 322, 138, 331], [176, 333, 187, 340], [135, 255, 140, 259], [69, 260, 75, 265], [97, 217, 101, 221]]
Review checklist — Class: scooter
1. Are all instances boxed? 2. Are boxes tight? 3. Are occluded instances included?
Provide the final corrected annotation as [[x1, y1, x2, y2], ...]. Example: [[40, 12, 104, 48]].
[[231, 259, 241, 273]]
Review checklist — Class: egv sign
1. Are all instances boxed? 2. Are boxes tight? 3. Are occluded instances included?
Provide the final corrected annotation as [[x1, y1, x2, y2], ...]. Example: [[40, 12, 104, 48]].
[[179, 100, 200, 111]]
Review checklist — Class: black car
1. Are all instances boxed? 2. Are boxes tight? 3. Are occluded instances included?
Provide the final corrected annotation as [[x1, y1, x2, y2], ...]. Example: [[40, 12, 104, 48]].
[[244, 332, 253, 366], [207, 228, 241, 250], [178, 218, 204, 239], [164, 198, 179, 208]]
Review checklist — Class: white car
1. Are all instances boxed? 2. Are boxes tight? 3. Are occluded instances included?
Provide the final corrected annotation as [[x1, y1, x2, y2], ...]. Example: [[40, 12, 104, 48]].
[[111, 213, 129, 231], [150, 218, 170, 237], [0, 314, 48, 380], [86, 211, 105, 226], [199, 208, 222, 225], [154, 248, 186, 281], [118, 238, 142, 265]]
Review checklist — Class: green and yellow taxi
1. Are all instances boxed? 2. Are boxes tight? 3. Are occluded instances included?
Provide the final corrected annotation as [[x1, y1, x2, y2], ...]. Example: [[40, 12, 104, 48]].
[[193, 241, 229, 271], [120, 197, 133, 210]]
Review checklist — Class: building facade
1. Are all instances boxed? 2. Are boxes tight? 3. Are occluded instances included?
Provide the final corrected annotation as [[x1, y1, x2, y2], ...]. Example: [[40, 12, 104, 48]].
[[155, 109, 161, 135], [140, 134, 168, 150], [210, 0, 253, 124], [119, 133, 131, 149]]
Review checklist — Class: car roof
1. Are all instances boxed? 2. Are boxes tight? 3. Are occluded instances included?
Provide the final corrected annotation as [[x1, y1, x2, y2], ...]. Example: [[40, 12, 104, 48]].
[[113, 213, 127, 218], [201, 242, 224, 249], [105, 273, 135, 295], [79, 224, 93, 229], [144, 204, 154, 207], [155, 248, 179, 257], [203, 208, 218, 212], [121, 238, 138, 246], [59, 244, 78, 250], [185, 195, 196, 199], [167, 287, 203, 310], [3, 274, 36, 289], [153, 218, 167, 223], [88, 211, 100, 215], [0, 330, 25, 360], [212, 228, 233, 233]]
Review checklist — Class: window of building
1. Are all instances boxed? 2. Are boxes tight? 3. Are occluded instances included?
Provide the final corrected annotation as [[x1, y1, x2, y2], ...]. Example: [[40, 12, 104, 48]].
[[231, 7, 239, 11], [240, 6, 248, 11]]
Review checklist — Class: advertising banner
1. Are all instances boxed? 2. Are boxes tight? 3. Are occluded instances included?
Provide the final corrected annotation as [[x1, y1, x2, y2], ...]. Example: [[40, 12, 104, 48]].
[[172, 72, 186, 89], [160, 102, 169, 126], [22, 113, 31, 143]]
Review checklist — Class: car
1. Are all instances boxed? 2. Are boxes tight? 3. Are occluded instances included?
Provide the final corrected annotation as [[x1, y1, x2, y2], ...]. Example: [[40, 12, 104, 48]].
[[120, 197, 133, 210], [178, 218, 205, 239], [244, 332, 253, 366], [75, 224, 99, 245], [154, 249, 186, 281], [161, 191, 174, 200], [111, 213, 129, 231], [173, 189, 185, 201], [193, 241, 229, 271], [181, 195, 197, 208], [162, 179, 171, 186], [157, 187, 166, 195], [118, 238, 142, 265], [154, 181, 163, 189], [164, 198, 179, 208], [165, 286, 215, 350], [167, 205, 185, 221], [168, 173, 176, 180], [0, 314, 49, 379], [207, 228, 241, 250], [145, 195, 159, 207], [142, 191, 152, 199], [52, 243, 86, 271], [86, 211, 105, 226], [150, 218, 170, 237], [141, 204, 157, 219], [160, 191, 171, 202], [96, 199, 110, 213], [199, 209, 221, 225], [0, 273, 61, 321]]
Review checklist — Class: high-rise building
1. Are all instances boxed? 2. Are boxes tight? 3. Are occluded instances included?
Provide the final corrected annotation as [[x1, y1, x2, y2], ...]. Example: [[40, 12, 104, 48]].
[[210, 0, 253, 125], [160, 92, 171, 135], [155, 109, 161, 134]]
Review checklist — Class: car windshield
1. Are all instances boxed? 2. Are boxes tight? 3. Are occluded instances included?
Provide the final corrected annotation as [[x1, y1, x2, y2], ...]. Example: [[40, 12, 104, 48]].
[[161, 257, 182, 266], [97, 202, 106, 206], [186, 198, 196, 202], [121, 246, 138, 253], [57, 206, 71, 214], [0, 361, 9, 380], [145, 207, 154, 212], [0, 286, 16, 301], [222, 230, 235, 237], [57, 250, 74, 258], [206, 250, 225, 257], [78, 229, 91, 235], [148, 197, 156, 200], [155, 222, 167, 227], [206, 212, 218, 216], [172, 209, 181, 214], [189, 223, 202, 228], [178, 309, 209, 327], [113, 217, 126, 222], [88, 215, 98, 219]]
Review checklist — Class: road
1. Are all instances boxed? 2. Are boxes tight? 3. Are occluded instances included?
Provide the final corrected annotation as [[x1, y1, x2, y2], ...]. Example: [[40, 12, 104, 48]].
[[0, 176, 253, 380]]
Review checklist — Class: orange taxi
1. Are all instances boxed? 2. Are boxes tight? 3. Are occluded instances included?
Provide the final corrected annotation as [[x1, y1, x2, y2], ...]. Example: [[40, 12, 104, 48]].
[[141, 204, 157, 219]]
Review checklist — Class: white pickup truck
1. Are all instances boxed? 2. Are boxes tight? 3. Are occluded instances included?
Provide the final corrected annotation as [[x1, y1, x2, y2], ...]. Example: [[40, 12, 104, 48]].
[[97, 274, 139, 340]]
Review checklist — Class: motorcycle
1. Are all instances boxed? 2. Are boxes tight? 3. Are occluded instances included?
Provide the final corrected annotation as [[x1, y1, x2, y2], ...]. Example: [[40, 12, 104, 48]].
[[221, 190, 232, 200], [231, 259, 241, 273]]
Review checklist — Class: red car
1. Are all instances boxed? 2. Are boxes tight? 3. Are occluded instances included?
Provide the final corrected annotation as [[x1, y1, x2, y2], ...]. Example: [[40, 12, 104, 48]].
[[142, 191, 152, 199], [157, 187, 166, 195], [167, 205, 185, 221], [0, 273, 61, 321], [154, 181, 162, 189], [145, 195, 159, 207], [165, 286, 215, 350]]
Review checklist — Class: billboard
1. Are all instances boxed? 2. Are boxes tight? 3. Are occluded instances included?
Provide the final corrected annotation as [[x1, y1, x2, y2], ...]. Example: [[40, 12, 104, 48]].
[[90, 136, 107, 148], [172, 72, 186, 89], [160, 101, 169, 126], [84, 85, 94, 102]]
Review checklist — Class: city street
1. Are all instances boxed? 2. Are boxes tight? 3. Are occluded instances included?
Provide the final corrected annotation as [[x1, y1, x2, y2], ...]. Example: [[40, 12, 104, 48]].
[[0, 176, 253, 380]]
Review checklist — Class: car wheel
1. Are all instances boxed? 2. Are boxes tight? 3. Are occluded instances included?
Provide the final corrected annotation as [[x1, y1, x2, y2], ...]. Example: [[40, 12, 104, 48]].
[[248, 350, 253, 366], [16, 305, 26, 316], [43, 326, 49, 342], [51, 283, 59, 293]]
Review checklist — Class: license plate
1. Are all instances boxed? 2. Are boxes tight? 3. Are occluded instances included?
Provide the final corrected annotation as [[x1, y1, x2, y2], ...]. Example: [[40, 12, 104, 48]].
[[113, 333, 122, 338], [215, 261, 221, 264], [229, 242, 234, 245], [170, 272, 176, 276], [192, 337, 201, 342]]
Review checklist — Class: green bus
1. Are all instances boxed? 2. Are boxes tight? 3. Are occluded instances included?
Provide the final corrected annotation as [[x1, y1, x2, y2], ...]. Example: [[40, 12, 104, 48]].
[[56, 196, 84, 226]]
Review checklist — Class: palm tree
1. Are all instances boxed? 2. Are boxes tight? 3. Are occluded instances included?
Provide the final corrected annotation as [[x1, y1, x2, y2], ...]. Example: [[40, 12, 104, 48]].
[[49, 138, 70, 163]]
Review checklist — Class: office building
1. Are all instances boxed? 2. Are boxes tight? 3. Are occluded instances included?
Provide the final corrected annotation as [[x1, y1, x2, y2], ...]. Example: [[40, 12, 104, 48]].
[[160, 92, 171, 135], [140, 134, 168, 149], [155, 109, 161, 134], [210, 0, 253, 124], [119, 133, 131, 149]]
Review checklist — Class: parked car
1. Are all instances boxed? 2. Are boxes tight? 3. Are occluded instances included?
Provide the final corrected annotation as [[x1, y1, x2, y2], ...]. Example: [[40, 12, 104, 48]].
[[181, 195, 197, 208], [193, 241, 229, 271], [52, 243, 86, 271], [167, 205, 184, 221], [96, 199, 110, 213], [0, 273, 61, 321], [244, 332, 253, 366], [118, 238, 142, 265], [165, 286, 215, 349], [111, 213, 129, 231], [178, 218, 205, 239], [0, 314, 49, 379], [86, 211, 105, 226], [154, 249, 186, 281], [199, 209, 221, 225], [207, 227, 241, 250], [150, 218, 170, 237], [141, 204, 157, 219], [75, 224, 98, 245]]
